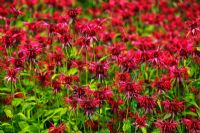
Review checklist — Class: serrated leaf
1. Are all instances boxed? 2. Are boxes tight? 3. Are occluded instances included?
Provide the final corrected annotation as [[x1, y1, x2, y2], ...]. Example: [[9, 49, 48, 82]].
[[4, 109, 13, 118]]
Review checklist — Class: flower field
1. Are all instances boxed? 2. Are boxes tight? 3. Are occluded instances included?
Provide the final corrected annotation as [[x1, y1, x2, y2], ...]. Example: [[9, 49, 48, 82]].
[[0, 0, 200, 133]]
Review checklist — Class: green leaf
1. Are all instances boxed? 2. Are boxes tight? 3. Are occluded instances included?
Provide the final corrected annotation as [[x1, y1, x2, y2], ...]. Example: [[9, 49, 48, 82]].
[[18, 121, 29, 130], [70, 47, 77, 58], [41, 130, 49, 133], [4, 109, 13, 118], [67, 68, 78, 75], [0, 123, 13, 132], [152, 128, 160, 133], [145, 25, 155, 32], [183, 111, 197, 117], [141, 63, 147, 79], [51, 74, 60, 80], [0, 87, 11, 93], [99, 55, 110, 62], [197, 109, 200, 117], [157, 100, 162, 111], [96, 128, 110, 133], [163, 113, 171, 120], [123, 120, 131, 132], [15, 113, 27, 121], [141, 127, 147, 133], [12, 98, 23, 107], [42, 108, 67, 124]]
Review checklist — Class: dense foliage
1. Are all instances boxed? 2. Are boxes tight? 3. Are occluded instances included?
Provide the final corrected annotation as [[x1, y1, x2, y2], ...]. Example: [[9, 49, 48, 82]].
[[0, 0, 200, 133]]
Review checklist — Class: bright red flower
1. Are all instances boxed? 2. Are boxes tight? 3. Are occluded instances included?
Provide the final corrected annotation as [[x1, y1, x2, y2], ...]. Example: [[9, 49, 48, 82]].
[[49, 123, 65, 133], [5, 67, 20, 83], [35, 71, 51, 86], [67, 8, 81, 19], [132, 113, 148, 129], [154, 119, 178, 133], [65, 96, 80, 110], [115, 72, 132, 83], [94, 87, 113, 104], [52, 80, 62, 94], [136, 95, 157, 113], [161, 99, 184, 114], [88, 61, 109, 80], [182, 118, 200, 133], [79, 98, 100, 116], [152, 75, 172, 93], [119, 82, 141, 99], [186, 18, 200, 38], [72, 86, 93, 99]]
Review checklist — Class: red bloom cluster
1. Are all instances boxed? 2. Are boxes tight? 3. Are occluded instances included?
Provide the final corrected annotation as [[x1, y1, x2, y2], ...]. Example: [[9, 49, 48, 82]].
[[0, 0, 199, 133]]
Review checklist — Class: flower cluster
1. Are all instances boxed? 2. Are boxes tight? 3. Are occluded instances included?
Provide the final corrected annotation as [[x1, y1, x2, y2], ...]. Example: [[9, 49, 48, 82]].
[[0, 0, 199, 133]]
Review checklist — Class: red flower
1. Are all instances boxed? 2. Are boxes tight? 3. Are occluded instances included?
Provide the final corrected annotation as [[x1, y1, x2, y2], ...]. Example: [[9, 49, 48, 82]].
[[161, 99, 184, 115], [108, 98, 124, 114], [10, 6, 23, 18], [77, 21, 102, 42], [132, 113, 148, 129], [152, 75, 172, 93], [94, 87, 113, 104], [47, 47, 64, 66], [35, 71, 51, 86], [85, 119, 99, 131], [19, 41, 42, 63], [119, 82, 141, 99], [5, 67, 20, 83], [115, 72, 132, 83], [79, 98, 100, 116], [76, 36, 90, 49], [72, 60, 85, 70], [88, 61, 109, 80], [1, 94, 14, 105], [52, 80, 62, 94], [108, 43, 126, 60], [136, 95, 157, 113], [67, 8, 81, 19], [57, 33, 72, 48], [72, 86, 93, 99], [14, 92, 24, 98], [154, 119, 178, 133], [59, 74, 79, 88], [65, 96, 80, 110], [169, 66, 188, 83], [182, 118, 200, 133], [9, 55, 25, 69], [49, 123, 65, 133], [186, 18, 200, 38]]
